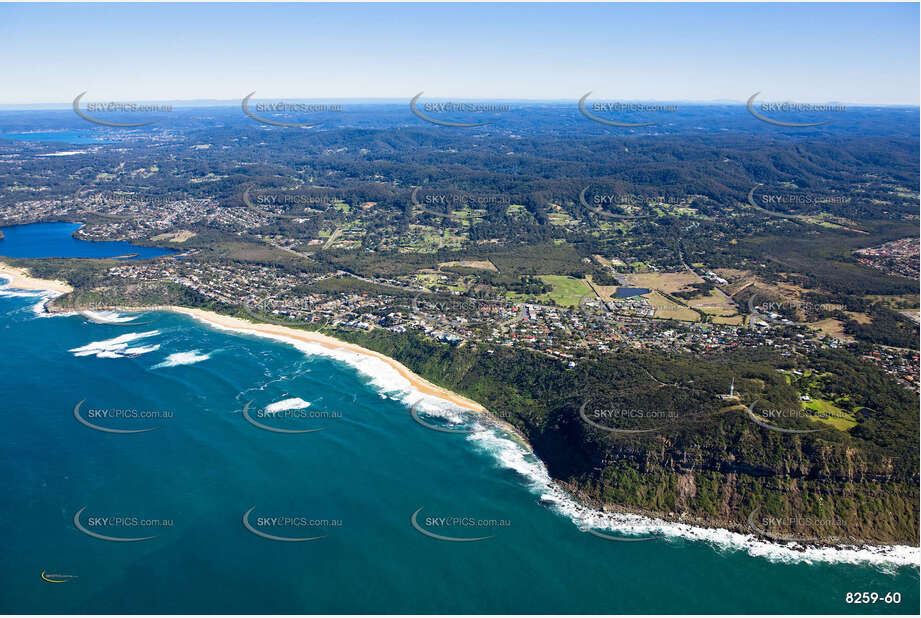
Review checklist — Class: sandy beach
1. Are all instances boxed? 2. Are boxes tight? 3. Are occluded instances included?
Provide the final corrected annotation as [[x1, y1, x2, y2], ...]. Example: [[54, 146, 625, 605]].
[[1, 260, 512, 435], [0, 259, 483, 415], [64, 303, 535, 443], [0, 260, 73, 293], [169, 306, 488, 413], [6, 283, 918, 563], [0, 259, 485, 413]]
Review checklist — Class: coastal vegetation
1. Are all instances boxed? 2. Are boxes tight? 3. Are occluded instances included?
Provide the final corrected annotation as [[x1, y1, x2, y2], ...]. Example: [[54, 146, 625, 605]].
[[3, 103, 918, 546]]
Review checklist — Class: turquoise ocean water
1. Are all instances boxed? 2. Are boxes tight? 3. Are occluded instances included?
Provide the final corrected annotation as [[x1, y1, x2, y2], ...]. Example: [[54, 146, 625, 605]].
[[0, 287, 917, 614]]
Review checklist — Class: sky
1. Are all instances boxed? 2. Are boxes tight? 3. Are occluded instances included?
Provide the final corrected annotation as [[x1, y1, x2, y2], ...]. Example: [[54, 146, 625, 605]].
[[0, 2, 918, 105]]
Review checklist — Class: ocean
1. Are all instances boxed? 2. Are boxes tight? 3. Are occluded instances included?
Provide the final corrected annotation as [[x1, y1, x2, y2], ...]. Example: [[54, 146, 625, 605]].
[[0, 286, 918, 614]]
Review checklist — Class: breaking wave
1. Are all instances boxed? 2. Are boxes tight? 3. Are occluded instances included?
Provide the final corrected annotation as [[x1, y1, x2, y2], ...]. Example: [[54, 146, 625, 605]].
[[264, 397, 312, 413], [69, 330, 161, 359], [466, 424, 921, 570], [173, 308, 921, 570], [152, 349, 212, 369], [81, 310, 141, 324]]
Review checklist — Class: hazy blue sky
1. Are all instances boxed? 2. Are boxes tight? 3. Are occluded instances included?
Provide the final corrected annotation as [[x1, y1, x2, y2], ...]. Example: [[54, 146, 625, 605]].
[[1, 2, 918, 105]]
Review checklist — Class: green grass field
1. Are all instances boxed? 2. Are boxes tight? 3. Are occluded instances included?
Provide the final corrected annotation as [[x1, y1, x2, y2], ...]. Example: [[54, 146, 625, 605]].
[[803, 398, 858, 431], [503, 275, 595, 308], [541, 275, 592, 302], [536, 275, 595, 307]]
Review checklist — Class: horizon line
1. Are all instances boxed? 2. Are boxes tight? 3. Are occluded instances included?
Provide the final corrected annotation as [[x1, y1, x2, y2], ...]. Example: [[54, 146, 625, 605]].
[[1, 97, 919, 110]]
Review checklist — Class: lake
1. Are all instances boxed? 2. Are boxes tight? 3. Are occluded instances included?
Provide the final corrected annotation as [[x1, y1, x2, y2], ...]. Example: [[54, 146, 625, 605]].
[[615, 287, 651, 298], [0, 222, 175, 260]]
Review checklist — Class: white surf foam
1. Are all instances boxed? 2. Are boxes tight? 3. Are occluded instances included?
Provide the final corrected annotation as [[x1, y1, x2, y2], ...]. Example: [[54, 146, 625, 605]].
[[183, 318, 417, 400], [264, 397, 311, 413], [0, 275, 66, 314], [181, 315, 485, 432], [408, 392, 477, 428], [466, 424, 921, 570], [69, 330, 161, 359], [175, 310, 921, 569], [123, 344, 161, 355], [81, 310, 139, 324], [31, 296, 56, 314], [0, 287, 44, 298], [152, 349, 212, 369]]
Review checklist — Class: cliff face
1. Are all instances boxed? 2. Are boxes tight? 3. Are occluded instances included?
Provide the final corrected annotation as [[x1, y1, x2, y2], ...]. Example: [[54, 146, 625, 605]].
[[34, 291, 921, 546], [335, 328, 920, 546], [528, 396, 920, 544], [556, 427, 919, 544]]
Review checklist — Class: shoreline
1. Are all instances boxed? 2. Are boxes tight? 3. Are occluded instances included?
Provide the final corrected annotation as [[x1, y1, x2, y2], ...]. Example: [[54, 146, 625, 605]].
[[44, 301, 490, 417], [0, 269, 480, 416], [56, 302, 536, 449], [19, 293, 921, 565], [0, 260, 73, 294], [169, 307, 540, 451], [170, 306, 491, 416]]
